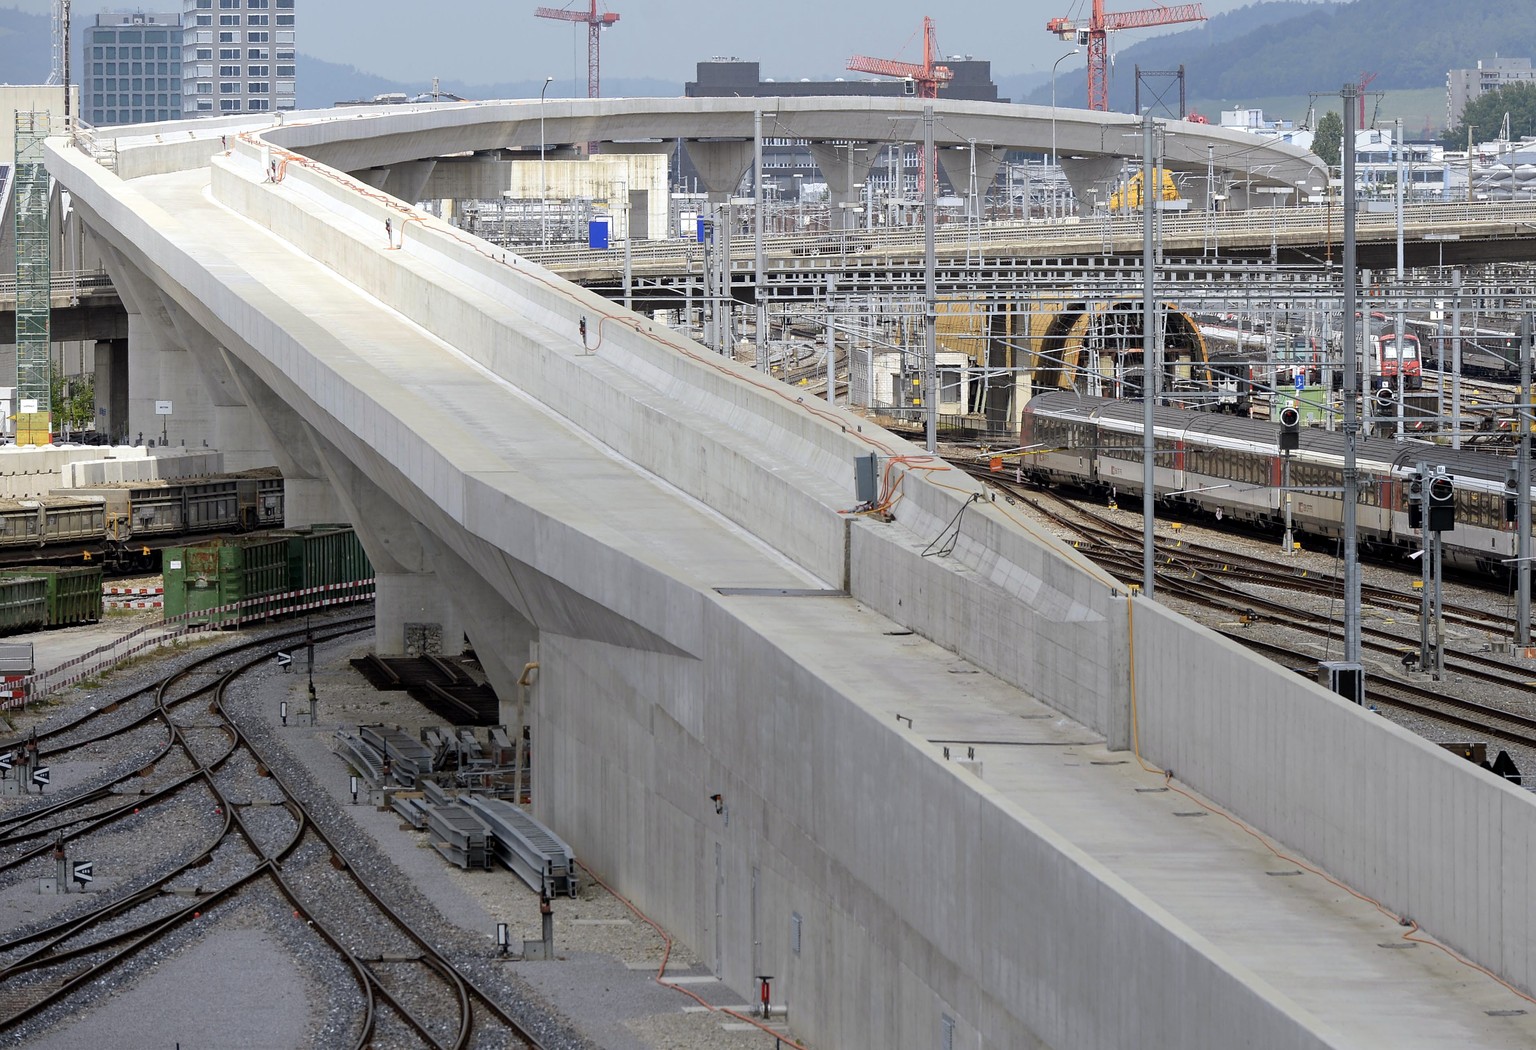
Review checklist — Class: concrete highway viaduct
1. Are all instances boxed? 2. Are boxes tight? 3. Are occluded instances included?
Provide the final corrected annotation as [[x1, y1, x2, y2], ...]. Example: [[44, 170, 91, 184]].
[[41, 98, 1536, 1048]]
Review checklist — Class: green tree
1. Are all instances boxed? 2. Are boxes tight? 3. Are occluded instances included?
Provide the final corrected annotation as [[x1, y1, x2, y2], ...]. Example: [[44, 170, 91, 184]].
[[1312, 111, 1343, 168], [1444, 81, 1536, 151], [49, 373, 95, 437]]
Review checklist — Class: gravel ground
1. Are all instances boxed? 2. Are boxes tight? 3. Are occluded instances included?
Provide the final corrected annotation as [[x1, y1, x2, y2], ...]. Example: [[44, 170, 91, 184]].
[[0, 607, 809, 1050]]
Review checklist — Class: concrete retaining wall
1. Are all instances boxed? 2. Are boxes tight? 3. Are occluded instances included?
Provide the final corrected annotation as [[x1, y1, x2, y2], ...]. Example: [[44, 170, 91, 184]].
[[537, 613, 1337, 1050], [1128, 598, 1536, 996]]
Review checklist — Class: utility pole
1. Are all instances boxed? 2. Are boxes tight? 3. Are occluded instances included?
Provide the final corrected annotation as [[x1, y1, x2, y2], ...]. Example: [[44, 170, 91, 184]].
[[1341, 81, 1363, 672], [1519, 312, 1533, 645], [1141, 108, 1157, 599], [1394, 118, 1405, 441], [923, 105, 938, 454], [754, 106, 767, 372]]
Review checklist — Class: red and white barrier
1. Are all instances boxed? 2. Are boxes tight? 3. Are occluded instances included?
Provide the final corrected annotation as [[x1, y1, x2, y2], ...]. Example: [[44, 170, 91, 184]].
[[4, 578, 375, 709]]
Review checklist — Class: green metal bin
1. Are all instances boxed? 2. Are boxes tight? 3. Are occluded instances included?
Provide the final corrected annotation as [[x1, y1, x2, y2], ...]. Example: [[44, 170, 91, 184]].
[[0, 576, 50, 635], [0, 566, 103, 626], [285, 527, 372, 604]]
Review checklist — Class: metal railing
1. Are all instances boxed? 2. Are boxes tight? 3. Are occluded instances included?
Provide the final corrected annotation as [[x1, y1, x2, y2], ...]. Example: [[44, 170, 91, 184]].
[[510, 199, 1536, 281]]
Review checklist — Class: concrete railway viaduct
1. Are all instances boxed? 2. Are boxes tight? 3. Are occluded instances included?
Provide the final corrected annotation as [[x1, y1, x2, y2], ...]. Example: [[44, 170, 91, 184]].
[[37, 96, 1536, 1048]]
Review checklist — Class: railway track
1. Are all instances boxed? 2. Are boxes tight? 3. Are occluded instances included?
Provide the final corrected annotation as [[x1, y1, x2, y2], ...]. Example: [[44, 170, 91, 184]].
[[958, 460, 1536, 752], [0, 619, 550, 1048]]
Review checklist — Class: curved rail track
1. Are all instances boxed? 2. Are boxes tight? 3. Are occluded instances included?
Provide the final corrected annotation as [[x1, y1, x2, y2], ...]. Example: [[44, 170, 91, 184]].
[[0, 619, 548, 1049], [959, 460, 1536, 755]]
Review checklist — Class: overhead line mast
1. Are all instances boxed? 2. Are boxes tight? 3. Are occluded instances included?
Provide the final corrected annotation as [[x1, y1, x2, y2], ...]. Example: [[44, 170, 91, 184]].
[[1046, 1, 1207, 111]]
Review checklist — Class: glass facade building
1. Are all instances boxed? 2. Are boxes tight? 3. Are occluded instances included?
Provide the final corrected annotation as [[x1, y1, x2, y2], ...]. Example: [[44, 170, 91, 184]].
[[84, 12, 185, 126]]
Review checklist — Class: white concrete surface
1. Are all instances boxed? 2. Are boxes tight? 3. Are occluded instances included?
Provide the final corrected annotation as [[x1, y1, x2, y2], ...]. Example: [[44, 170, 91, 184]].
[[37, 107, 1536, 1050]]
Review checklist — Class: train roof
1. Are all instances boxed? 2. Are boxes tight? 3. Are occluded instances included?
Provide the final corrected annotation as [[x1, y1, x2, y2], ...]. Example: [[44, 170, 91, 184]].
[[1026, 392, 1514, 483]]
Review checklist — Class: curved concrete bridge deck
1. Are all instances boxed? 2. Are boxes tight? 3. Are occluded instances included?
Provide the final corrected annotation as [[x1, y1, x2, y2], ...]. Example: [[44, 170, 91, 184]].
[[43, 105, 1536, 1049]]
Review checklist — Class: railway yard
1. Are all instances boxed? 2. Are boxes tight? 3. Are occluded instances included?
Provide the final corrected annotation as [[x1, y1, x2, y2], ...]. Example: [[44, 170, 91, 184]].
[[0, 615, 812, 1050]]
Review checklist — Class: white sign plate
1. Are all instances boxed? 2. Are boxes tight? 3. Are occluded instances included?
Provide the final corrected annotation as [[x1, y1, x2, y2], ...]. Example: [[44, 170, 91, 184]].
[[154, 401, 173, 415], [18, 399, 37, 414]]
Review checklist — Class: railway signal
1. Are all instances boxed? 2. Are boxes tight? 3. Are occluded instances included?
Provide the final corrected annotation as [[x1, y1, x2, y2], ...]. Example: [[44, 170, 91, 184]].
[[1278, 404, 1300, 452], [32, 766, 50, 791], [1407, 472, 1424, 531], [1506, 464, 1521, 524], [1427, 472, 1456, 533], [71, 861, 93, 886], [1373, 385, 1396, 413]]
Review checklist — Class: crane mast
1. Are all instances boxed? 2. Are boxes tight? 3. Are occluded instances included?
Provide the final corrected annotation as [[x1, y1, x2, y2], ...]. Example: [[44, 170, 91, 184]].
[[847, 16, 953, 99], [1046, 1, 1206, 111], [534, 1, 620, 99]]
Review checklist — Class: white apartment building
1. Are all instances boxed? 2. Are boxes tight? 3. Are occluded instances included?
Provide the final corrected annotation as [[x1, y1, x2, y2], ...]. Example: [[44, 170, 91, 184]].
[[1446, 56, 1535, 128], [180, 0, 295, 116]]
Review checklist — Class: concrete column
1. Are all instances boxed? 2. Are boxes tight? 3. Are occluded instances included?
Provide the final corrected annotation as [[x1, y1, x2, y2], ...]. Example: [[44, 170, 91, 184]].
[[807, 142, 876, 230], [160, 298, 272, 469], [384, 160, 438, 205], [1061, 155, 1124, 212], [682, 140, 753, 203], [96, 243, 216, 449], [352, 168, 391, 189], [935, 145, 1003, 215], [307, 434, 465, 657], [92, 338, 128, 443], [216, 351, 347, 525], [415, 530, 539, 726], [1107, 593, 1134, 752]]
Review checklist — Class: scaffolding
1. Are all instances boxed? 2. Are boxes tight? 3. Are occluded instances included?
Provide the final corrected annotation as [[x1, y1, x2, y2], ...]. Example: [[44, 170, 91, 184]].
[[14, 112, 52, 445]]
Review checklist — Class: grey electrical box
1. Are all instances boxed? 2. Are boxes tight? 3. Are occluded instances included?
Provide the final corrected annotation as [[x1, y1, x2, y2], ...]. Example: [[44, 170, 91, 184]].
[[854, 453, 880, 505], [1318, 661, 1364, 706]]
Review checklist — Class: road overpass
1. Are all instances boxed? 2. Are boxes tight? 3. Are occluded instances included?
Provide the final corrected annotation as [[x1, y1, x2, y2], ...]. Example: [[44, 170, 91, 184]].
[[40, 100, 1536, 1049]]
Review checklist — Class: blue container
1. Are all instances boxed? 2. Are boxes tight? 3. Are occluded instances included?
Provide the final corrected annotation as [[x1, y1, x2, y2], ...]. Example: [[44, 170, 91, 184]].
[[588, 218, 610, 250], [696, 216, 707, 242]]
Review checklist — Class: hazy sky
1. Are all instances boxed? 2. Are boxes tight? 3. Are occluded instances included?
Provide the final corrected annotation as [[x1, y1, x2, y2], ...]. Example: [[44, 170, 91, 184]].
[[10, 0, 1308, 86]]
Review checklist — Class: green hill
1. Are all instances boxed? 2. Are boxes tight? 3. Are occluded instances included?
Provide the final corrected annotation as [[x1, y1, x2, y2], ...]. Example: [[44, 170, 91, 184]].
[[1028, 0, 1535, 131]]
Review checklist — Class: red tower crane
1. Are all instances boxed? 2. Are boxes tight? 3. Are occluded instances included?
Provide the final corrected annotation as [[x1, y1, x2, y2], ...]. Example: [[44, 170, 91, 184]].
[[535, 2, 620, 99], [1356, 71, 1378, 128], [1046, 1, 1207, 111], [847, 16, 954, 99]]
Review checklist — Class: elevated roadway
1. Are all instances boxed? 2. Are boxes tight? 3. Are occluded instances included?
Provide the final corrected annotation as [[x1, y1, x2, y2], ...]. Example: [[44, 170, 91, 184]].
[[41, 101, 1536, 1049]]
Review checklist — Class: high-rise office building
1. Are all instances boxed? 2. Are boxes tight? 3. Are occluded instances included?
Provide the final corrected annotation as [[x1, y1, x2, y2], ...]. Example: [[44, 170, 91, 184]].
[[181, 0, 296, 117], [83, 12, 185, 126]]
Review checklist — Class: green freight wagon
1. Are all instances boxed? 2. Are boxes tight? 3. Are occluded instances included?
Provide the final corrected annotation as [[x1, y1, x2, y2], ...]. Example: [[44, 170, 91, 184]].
[[285, 526, 372, 604], [163, 537, 289, 626], [0, 576, 49, 635], [0, 566, 103, 626], [163, 526, 371, 626]]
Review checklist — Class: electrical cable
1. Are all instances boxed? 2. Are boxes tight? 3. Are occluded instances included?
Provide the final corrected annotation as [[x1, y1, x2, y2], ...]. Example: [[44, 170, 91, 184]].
[[575, 860, 810, 1050]]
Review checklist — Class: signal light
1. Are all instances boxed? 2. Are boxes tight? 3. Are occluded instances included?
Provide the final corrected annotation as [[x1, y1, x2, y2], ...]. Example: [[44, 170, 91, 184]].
[[1278, 404, 1300, 452], [1427, 472, 1456, 532], [1506, 464, 1521, 525], [1373, 385, 1396, 412], [1406, 472, 1423, 531]]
